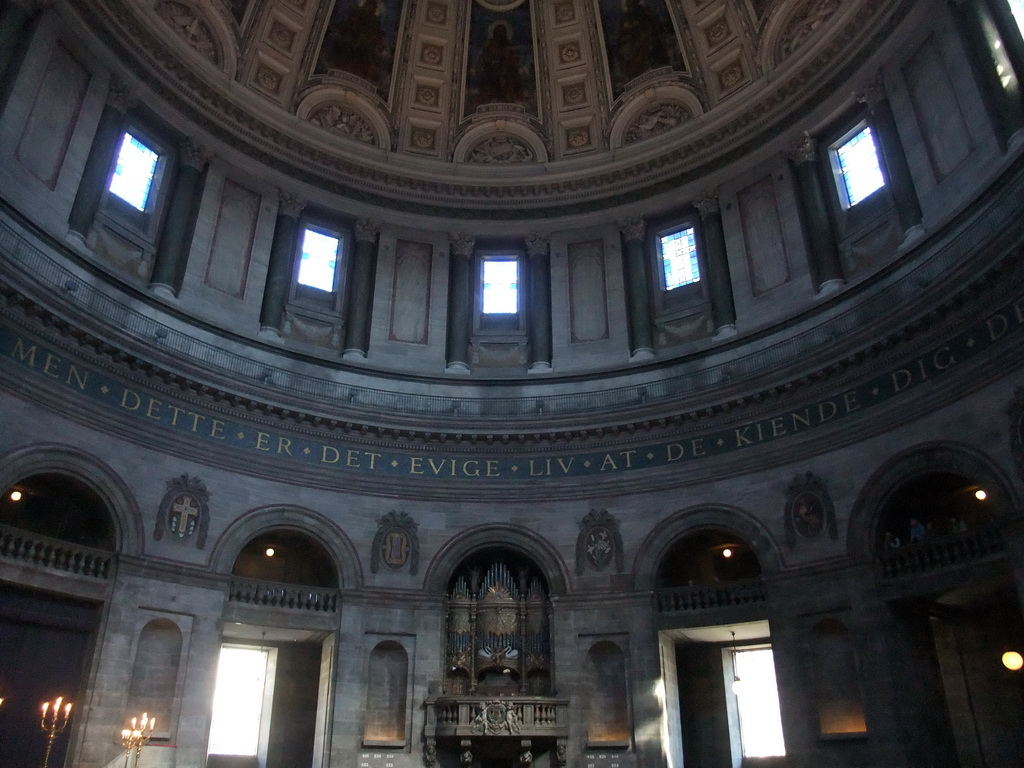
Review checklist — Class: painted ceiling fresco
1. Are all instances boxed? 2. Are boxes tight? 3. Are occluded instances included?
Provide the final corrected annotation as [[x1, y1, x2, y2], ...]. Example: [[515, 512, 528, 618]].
[[140, 0, 858, 167]]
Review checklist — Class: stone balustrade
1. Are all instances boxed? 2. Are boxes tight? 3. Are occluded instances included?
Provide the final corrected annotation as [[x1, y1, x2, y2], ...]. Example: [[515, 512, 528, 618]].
[[226, 577, 340, 612], [426, 697, 569, 738], [0, 524, 112, 578], [877, 526, 1004, 579], [654, 578, 767, 613]]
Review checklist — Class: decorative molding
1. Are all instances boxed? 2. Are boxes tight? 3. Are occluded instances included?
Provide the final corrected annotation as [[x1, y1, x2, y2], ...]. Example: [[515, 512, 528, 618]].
[[355, 219, 382, 243], [783, 471, 837, 548], [370, 510, 419, 574], [619, 217, 646, 242], [576, 509, 624, 574]]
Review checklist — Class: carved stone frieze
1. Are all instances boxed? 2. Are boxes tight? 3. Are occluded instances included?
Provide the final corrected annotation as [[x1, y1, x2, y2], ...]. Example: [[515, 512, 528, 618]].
[[308, 104, 378, 146], [778, 0, 842, 59], [155, 1, 221, 66], [467, 135, 536, 164], [624, 102, 693, 145]]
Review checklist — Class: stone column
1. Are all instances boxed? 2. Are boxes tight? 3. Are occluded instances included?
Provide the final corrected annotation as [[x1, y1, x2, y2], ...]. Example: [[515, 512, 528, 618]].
[[67, 78, 134, 243], [695, 191, 737, 338], [149, 139, 210, 299], [949, 0, 1024, 149], [525, 234, 552, 373], [342, 218, 381, 361], [858, 79, 924, 242], [258, 192, 305, 339], [445, 234, 475, 374], [619, 218, 654, 361], [789, 133, 845, 295]]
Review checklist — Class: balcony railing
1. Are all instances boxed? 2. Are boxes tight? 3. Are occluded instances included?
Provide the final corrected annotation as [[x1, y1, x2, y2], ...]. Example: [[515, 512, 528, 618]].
[[655, 578, 767, 613], [877, 526, 1004, 579], [227, 578, 339, 612], [426, 697, 569, 738], [0, 524, 113, 578]]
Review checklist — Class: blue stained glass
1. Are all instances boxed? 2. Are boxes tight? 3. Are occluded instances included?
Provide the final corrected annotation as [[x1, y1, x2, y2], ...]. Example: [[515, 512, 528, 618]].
[[660, 227, 700, 290]]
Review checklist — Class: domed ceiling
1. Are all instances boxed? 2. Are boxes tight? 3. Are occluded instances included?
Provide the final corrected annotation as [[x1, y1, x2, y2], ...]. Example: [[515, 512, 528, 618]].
[[75, 0, 905, 217]]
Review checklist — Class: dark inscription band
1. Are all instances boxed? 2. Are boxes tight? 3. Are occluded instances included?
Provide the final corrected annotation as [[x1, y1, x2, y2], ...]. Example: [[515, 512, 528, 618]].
[[4, 294, 1023, 481]]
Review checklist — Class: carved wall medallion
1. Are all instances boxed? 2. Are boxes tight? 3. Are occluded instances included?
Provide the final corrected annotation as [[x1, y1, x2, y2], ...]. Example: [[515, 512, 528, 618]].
[[1009, 388, 1024, 480], [784, 471, 837, 548], [576, 509, 624, 574], [471, 700, 522, 735], [371, 510, 420, 573], [153, 474, 210, 548]]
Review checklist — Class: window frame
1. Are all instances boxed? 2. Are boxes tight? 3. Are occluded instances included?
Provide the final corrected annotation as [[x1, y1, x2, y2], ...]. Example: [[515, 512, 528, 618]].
[[828, 121, 887, 211], [99, 124, 173, 242], [648, 214, 710, 320], [290, 218, 350, 313], [474, 249, 524, 334], [820, 112, 893, 239]]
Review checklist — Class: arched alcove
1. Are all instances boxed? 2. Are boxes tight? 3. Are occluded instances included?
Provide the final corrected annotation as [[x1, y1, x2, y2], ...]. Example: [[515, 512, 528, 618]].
[[584, 640, 630, 747], [363, 641, 409, 747], [232, 530, 338, 588], [0, 472, 116, 550], [810, 617, 867, 737], [127, 618, 183, 737], [655, 529, 762, 589], [443, 546, 551, 697]]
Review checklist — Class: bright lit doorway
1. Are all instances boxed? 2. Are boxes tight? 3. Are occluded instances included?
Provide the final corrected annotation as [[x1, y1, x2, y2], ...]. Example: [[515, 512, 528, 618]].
[[208, 645, 277, 765]]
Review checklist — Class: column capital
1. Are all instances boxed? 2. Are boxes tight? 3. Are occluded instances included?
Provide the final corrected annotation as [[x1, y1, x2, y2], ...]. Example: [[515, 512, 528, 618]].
[[856, 74, 886, 107], [355, 219, 382, 243], [449, 233, 476, 259], [276, 191, 306, 219], [180, 138, 213, 170], [525, 234, 550, 258], [788, 131, 818, 164], [618, 217, 646, 243], [693, 189, 721, 217], [107, 76, 138, 113]]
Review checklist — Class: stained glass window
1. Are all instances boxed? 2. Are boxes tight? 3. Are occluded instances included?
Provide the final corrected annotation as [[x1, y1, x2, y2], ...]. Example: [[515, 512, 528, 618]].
[[659, 227, 700, 290], [108, 133, 159, 211], [834, 126, 885, 207]]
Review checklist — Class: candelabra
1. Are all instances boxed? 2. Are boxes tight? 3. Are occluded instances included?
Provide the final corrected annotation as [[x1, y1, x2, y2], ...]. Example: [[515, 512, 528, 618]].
[[40, 697, 73, 768], [121, 712, 155, 768]]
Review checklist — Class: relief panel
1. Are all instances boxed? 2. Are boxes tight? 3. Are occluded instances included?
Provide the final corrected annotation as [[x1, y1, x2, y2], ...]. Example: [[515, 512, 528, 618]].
[[204, 178, 261, 299]]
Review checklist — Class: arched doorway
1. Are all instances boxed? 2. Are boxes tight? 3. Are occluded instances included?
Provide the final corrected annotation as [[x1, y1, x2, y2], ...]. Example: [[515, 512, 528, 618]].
[[654, 527, 783, 768], [207, 528, 340, 768]]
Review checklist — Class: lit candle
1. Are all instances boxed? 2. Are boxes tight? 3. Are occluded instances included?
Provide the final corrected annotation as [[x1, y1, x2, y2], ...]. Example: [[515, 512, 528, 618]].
[[64, 702, 72, 717], [42, 701, 49, 718], [149, 716, 156, 732], [131, 717, 137, 729]]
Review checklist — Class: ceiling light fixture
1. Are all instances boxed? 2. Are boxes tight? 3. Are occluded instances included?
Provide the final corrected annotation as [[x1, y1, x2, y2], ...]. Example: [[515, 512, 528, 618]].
[[265, 547, 275, 557], [975, 489, 987, 500], [722, 548, 733, 558], [730, 631, 744, 695], [9, 490, 22, 502], [1002, 651, 1023, 671]]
